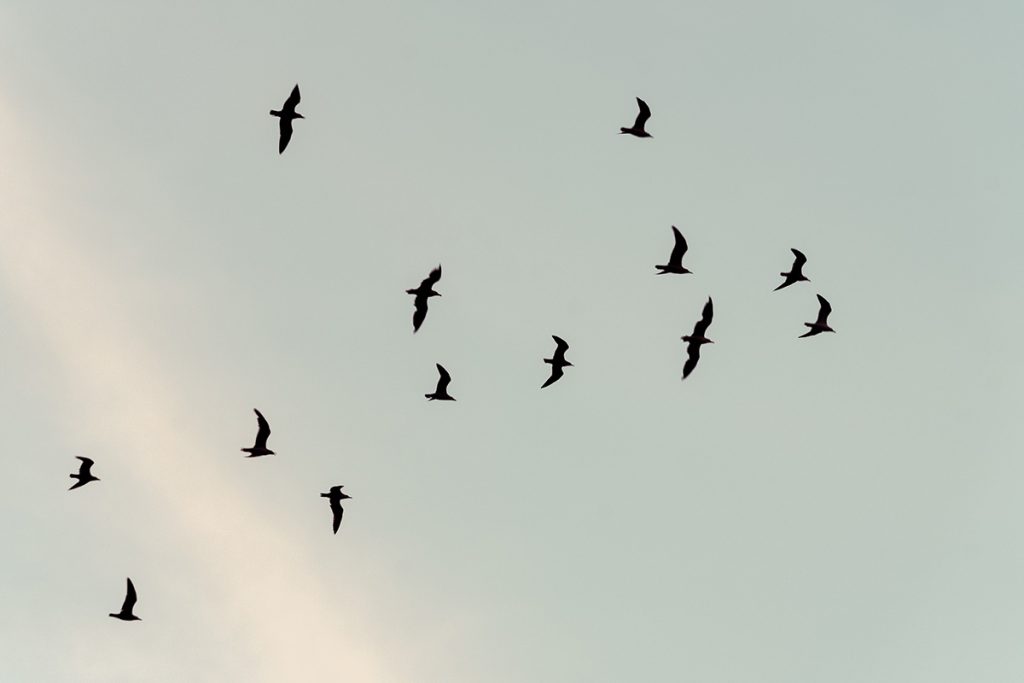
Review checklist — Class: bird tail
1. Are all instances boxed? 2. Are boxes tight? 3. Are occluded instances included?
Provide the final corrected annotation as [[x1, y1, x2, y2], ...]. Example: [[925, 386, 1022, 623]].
[[425, 394, 434, 401], [269, 109, 281, 117], [619, 128, 629, 134]]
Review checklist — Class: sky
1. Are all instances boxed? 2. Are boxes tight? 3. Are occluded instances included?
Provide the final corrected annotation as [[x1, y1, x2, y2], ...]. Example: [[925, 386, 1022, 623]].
[[0, 1, 1022, 681]]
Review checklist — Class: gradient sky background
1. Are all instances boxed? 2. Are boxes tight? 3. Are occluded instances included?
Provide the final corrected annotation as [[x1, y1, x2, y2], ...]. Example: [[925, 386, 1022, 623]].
[[1, 1, 1022, 681]]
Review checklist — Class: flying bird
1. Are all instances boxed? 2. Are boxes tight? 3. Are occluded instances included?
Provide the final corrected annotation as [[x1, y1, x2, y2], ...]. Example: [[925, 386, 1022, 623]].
[[406, 265, 442, 333], [241, 409, 275, 457], [681, 297, 714, 380], [774, 248, 810, 291], [69, 456, 99, 490], [109, 578, 141, 621], [320, 486, 352, 534], [800, 294, 836, 338], [542, 336, 573, 388], [425, 363, 456, 401], [269, 84, 304, 154], [619, 97, 652, 138], [655, 226, 692, 275]]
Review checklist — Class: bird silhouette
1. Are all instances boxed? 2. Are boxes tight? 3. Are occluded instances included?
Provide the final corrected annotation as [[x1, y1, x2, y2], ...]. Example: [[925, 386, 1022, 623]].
[[655, 226, 692, 275], [425, 363, 456, 401], [681, 297, 714, 380], [774, 248, 810, 291], [241, 409, 275, 457], [800, 294, 836, 337], [109, 578, 141, 621], [619, 97, 652, 138], [406, 265, 442, 333], [269, 84, 304, 154], [320, 486, 352, 534], [69, 456, 99, 490], [542, 336, 573, 388]]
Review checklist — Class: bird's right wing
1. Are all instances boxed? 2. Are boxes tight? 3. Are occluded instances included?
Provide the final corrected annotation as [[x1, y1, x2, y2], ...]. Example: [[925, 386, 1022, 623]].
[[283, 84, 301, 110], [123, 578, 137, 612], [692, 297, 714, 337], [331, 500, 344, 534], [436, 364, 451, 391], [254, 409, 271, 446], [634, 97, 651, 127], [669, 226, 688, 263], [816, 294, 832, 322], [424, 265, 442, 287]]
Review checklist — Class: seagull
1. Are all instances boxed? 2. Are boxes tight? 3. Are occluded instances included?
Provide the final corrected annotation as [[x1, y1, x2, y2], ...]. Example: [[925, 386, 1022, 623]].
[[241, 409, 275, 457], [425, 363, 456, 401], [69, 456, 99, 490], [109, 578, 141, 621], [406, 265, 442, 333], [269, 84, 304, 154], [542, 336, 573, 388], [800, 294, 836, 338], [681, 297, 714, 380], [655, 226, 692, 275], [619, 97, 652, 138], [774, 248, 810, 291], [320, 486, 352, 534]]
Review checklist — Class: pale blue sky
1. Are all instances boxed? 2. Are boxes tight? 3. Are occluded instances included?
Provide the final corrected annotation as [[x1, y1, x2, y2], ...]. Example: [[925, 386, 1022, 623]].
[[0, 2, 1022, 681]]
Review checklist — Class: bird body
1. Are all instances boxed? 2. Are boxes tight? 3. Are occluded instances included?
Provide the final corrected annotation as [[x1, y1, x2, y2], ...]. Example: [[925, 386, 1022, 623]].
[[69, 456, 99, 490], [681, 297, 714, 380], [270, 84, 304, 154], [655, 226, 692, 275], [241, 409, 275, 457], [109, 578, 141, 621], [320, 486, 352, 534], [407, 265, 442, 333], [426, 363, 456, 401], [775, 248, 809, 291], [800, 294, 836, 337], [620, 97, 653, 137], [542, 336, 573, 388]]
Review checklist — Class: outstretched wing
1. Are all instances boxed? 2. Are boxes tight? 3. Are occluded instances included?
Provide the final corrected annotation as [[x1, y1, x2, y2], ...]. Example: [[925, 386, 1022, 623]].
[[791, 248, 807, 269], [691, 297, 714, 338], [682, 342, 702, 379], [412, 295, 428, 332], [283, 84, 301, 111], [77, 456, 94, 476], [253, 409, 271, 449], [816, 294, 832, 324], [634, 97, 651, 128], [542, 364, 565, 388], [669, 226, 688, 265], [422, 265, 442, 288], [331, 499, 344, 534], [278, 118, 294, 154], [435, 364, 452, 392], [551, 335, 569, 361], [122, 578, 137, 614]]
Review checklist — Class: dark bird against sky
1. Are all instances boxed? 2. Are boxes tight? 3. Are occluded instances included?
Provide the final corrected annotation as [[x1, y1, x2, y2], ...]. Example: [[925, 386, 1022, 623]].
[[406, 265, 442, 333], [655, 226, 692, 275], [619, 97, 652, 138], [542, 336, 573, 388], [800, 294, 836, 338], [681, 297, 714, 380], [774, 248, 810, 291], [320, 486, 352, 535], [426, 363, 456, 401], [69, 456, 99, 491], [108, 578, 141, 621], [241, 409, 275, 457], [269, 84, 304, 154]]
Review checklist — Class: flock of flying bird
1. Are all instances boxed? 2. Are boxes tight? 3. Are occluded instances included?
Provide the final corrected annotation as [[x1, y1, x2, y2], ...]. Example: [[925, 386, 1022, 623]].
[[69, 88, 836, 623]]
